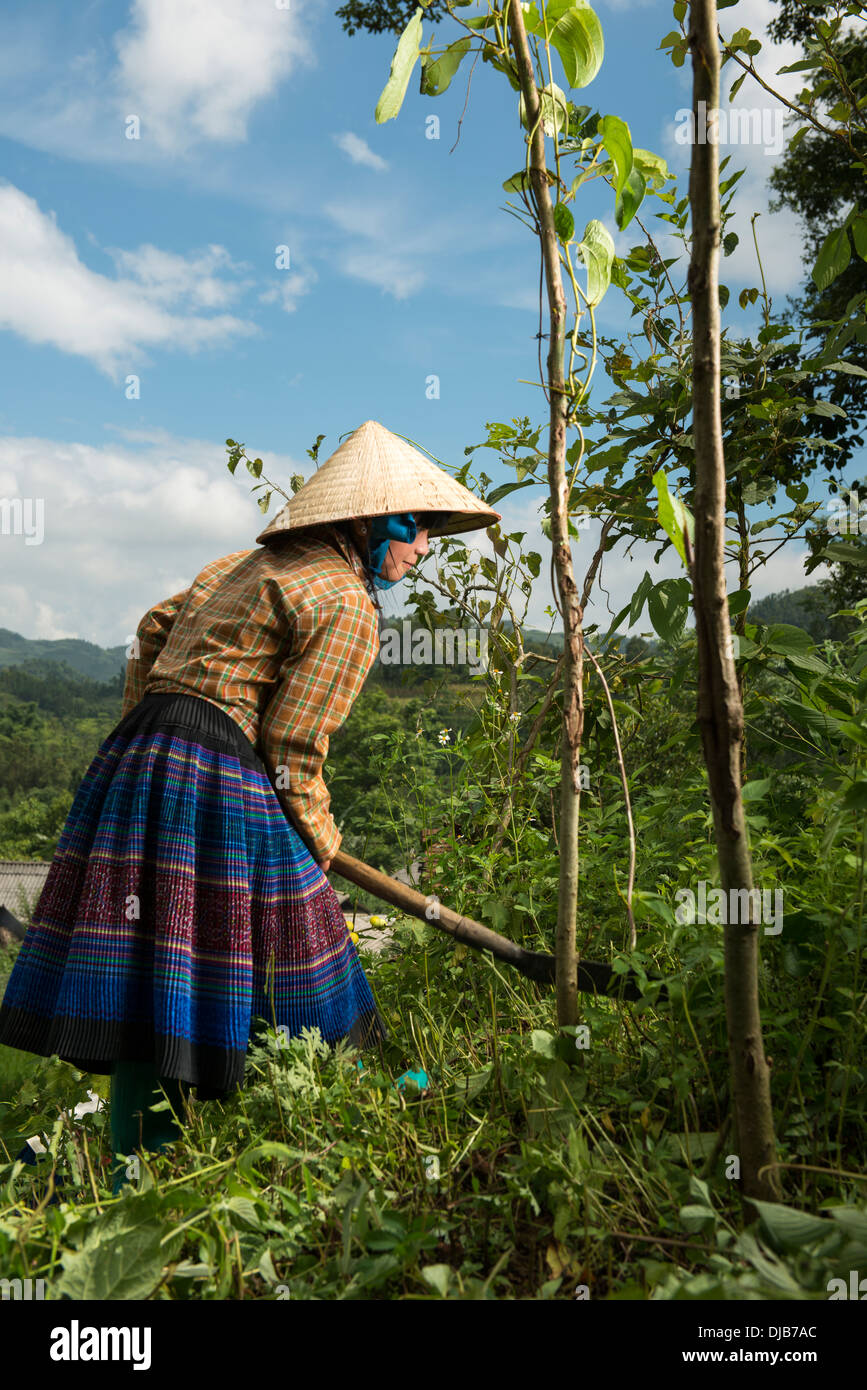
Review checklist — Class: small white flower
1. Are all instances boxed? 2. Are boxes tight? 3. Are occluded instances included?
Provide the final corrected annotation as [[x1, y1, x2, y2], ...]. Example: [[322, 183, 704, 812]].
[[437, 728, 452, 746]]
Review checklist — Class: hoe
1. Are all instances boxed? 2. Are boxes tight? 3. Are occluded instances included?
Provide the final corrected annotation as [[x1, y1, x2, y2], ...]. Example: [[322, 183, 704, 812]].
[[333, 849, 665, 1004]]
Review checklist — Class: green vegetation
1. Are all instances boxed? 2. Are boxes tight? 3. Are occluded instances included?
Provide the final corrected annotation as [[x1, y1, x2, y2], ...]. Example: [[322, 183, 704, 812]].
[[0, 582, 865, 1296], [2, 0, 867, 1305]]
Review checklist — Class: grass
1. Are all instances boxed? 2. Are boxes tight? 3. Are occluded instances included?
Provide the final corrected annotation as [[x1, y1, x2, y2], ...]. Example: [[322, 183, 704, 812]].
[[0, 915, 864, 1301]]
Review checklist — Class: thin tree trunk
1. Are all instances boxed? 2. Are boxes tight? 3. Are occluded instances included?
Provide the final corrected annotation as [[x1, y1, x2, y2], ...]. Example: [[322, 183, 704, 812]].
[[507, 0, 584, 1025], [687, 0, 779, 1202]]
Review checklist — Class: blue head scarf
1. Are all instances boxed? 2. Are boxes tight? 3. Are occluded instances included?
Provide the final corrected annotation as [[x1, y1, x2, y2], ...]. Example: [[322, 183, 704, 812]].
[[365, 512, 420, 590]]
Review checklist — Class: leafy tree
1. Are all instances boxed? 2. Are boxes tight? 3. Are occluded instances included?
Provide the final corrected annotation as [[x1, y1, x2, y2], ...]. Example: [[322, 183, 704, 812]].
[[709, 2, 867, 475], [336, 0, 446, 34]]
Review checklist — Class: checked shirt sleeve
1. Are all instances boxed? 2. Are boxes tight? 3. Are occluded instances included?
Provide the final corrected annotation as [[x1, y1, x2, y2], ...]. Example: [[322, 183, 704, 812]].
[[260, 589, 379, 862], [121, 588, 190, 718]]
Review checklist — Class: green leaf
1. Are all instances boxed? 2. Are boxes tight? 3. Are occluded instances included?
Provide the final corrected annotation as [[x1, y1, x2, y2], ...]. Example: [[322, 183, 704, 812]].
[[729, 70, 748, 99], [485, 478, 540, 506], [238, 1141, 301, 1179], [688, 1175, 714, 1208], [631, 147, 671, 190], [812, 225, 851, 292], [778, 699, 842, 739], [680, 1203, 715, 1232], [652, 469, 695, 568], [764, 623, 814, 656], [813, 542, 867, 567], [577, 218, 615, 307], [553, 201, 575, 242], [841, 780, 867, 813], [502, 168, 560, 192], [375, 7, 424, 123], [852, 213, 867, 261], [603, 601, 632, 640], [598, 114, 633, 196], [741, 777, 771, 801], [421, 1263, 452, 1297], [616, 167, 646, 230], [525, 2, 605, 91], [585, 443, 626, 472], [647, 578, 690, 644], [556, 4, 605, 88], [420, 37, 471, 96], [54, 1200, 175, 1301], [828, 1206, 867, 1243], [629, 570, 653, 624], [520, 82, 570, 137], [822, 359, 867, 378], [751, 1200, 833, 1253], [727, 588, 751, 616], [530, 1029, 557, 1058]]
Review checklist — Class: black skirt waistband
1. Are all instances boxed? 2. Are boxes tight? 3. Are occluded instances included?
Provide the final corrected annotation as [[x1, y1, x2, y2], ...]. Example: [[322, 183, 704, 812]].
[[113, 691, 265, 771]]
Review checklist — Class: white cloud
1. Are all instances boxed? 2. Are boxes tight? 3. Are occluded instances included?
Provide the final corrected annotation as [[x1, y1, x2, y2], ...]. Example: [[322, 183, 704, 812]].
[[321, 195, 514, 302], [333, 132, 389, 172], [259, 267, 319, 314], [323, 197, 430, 299], [0, 430, 305, 644], [113, 0, 313, 154], [0, 428, 832, 646], [0, 184, 258, 375], [719, 0, 805, 106], [107, 243, 253, 309], [640, 0, 818, 299], [0, 0, 313, 163]]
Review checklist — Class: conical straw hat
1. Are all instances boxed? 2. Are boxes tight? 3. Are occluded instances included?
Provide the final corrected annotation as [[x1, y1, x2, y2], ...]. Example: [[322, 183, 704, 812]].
[[255, 419, 501, 543]]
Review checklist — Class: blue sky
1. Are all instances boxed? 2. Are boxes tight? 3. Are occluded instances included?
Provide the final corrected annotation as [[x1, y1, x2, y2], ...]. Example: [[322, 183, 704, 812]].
[[0, 0, 840, 646]]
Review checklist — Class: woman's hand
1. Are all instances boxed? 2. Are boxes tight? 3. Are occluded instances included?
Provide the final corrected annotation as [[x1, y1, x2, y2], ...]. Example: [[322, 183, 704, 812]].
[[319, 857, 332, 874]]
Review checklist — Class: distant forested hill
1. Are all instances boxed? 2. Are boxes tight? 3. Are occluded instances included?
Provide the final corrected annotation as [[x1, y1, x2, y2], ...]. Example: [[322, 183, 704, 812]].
[[0, 623, 561, 692], [0, 584, 832, 698], [746, 585, 835, 642], [0, 582, 839, 872], [0, 629, 127, 681]]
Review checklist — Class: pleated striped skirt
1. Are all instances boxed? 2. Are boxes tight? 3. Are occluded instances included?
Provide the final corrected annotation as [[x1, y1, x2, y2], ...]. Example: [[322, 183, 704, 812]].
[[0, 690, 388, 1097]]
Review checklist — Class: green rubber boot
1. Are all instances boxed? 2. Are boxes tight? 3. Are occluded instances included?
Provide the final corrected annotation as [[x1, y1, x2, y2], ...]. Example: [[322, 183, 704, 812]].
[[109, 1059, 187, 1196]]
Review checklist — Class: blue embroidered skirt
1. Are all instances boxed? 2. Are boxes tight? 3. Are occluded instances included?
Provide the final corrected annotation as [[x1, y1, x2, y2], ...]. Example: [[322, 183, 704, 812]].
[[0, 691, 387, 1097]]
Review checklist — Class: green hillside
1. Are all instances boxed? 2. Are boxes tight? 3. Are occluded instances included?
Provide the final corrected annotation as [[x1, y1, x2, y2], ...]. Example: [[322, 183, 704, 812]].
[[0, 628, 127, 681]]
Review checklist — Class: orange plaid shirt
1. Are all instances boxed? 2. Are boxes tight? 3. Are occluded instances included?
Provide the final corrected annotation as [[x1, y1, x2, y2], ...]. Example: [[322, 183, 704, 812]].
[[120, 527, 379, 861]]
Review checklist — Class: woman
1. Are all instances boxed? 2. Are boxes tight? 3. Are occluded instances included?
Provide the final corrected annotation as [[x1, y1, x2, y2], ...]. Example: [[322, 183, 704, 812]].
[[0, 419, 500, 1193]]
